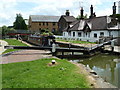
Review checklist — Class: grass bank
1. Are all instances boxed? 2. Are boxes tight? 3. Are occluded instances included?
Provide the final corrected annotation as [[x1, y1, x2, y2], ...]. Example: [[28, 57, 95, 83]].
[[3, 39, 28, 54], [2, 58, 90, 88], [56, 39, 96, 44]]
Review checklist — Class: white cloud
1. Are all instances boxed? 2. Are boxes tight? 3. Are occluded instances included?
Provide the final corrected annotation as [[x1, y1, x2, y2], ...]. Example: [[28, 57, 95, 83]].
[[96, 8, 112, 16], [0, 0, 119, 27], [0, 0, 17, 26]]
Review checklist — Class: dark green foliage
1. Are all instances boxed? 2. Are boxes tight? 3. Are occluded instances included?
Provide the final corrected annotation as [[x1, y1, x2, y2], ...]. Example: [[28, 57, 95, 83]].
[[1, 26, 16, 39], [40, 29, 46, 34], [2, 26, 8, 38], [40, 29, 53, 36], [13, 14, 28, 30], [0, 27, 2, 34], [76, 14, 88, 20], [53, 30, 62, 35]]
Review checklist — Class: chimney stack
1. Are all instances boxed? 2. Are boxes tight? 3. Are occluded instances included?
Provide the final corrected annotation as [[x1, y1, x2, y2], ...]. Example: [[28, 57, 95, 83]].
[[80, 7, 84, 19], [118, 1, 120, 14], [66, 10, 70, 16], [90, 5, 94, 18], [113, 2, 116, 15]]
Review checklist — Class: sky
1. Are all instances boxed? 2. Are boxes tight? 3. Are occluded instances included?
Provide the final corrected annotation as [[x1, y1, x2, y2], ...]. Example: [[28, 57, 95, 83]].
[[0, 0, 120, 27]]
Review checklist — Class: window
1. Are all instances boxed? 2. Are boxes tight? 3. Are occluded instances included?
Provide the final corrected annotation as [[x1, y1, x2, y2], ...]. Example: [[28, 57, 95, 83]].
[[68, 32, 71, 36], [39, 28, 41, 33], [52, 28, 56, 32], [78, 32, 82, 37], [39, 23, 41, 26], [88, 33, 90, 37], [94, 33, 97, 38], [86, 26, 89, 29], [63, 32, 65, 36], [46, 22, 48, 26], [100, 32, 104, 36], [43, 22, 45, 26], [73, 32, 75, 37], [53, 22, 56, 26], [109, 31, 111, 36]]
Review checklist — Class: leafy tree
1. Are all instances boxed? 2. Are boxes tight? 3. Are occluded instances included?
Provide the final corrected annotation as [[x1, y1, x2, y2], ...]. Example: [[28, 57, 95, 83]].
[[13, 13, 28, 30], [0, 27, 2, 39], [76, 14, 88, 20], [40, 29, 54, 36], [0, 27, 2, 34], [2, 25, 8, 38]]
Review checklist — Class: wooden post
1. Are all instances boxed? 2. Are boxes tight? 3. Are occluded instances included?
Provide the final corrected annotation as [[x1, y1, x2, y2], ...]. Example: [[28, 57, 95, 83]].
[[91, 44, 92, 49], [62, 52, 64, 56], [111, 40, 114, 52], [69, 43, 71, 49], [0, 42, 1, 47], [48, 39, 51, 46], [72, 52, 74, 55], [83, 51, 89, 55]]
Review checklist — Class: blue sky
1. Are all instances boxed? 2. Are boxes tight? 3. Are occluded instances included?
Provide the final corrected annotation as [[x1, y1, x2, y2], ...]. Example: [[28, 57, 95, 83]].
[[0, 0, 119, 27]]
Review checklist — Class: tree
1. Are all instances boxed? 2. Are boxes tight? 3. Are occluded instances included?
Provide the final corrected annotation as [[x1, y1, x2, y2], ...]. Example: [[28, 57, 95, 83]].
[[0, 27, 2, 34], [0, 27, 1, 38], [2, 25, 8, 38], [76, 14, 88, 20], [13, 13, 28, 30]]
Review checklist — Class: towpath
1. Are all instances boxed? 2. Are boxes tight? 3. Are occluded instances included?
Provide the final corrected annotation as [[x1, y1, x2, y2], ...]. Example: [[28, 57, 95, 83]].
[[1, 50, 52, 64]]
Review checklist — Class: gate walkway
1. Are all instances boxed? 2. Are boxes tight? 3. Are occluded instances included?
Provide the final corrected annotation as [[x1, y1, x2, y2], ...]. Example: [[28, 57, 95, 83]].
[[4, 39, 115, 52], [4, 39, 119, 57], [89, 39, 115, 51]]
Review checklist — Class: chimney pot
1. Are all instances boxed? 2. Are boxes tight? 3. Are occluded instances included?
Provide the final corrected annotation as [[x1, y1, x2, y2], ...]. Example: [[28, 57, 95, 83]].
[[66, 10, 70, 16]]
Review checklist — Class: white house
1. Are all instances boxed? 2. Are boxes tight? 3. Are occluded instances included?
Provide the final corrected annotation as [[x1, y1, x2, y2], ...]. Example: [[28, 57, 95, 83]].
[[62, 16, 120, 42]]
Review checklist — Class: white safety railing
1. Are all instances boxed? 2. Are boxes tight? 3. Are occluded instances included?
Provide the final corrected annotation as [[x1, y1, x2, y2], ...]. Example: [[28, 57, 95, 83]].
[[55, 35, 99, 42]]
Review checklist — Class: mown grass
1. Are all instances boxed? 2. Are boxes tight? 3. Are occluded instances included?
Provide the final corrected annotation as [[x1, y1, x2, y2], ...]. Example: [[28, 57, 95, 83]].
[[3, 39, 28, 54], [56, 39, 96, 44], [2, 58, 90, 88], [0, 64, 2, 90]]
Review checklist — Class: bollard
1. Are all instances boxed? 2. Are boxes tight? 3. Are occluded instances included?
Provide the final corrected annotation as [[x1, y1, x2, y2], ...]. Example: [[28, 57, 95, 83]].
[[52, 43, 56, 56], [51, 60, 56, 65]]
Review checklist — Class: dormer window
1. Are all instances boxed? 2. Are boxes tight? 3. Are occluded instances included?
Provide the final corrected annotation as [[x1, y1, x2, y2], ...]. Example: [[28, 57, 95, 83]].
[[70, 25, 73, 27]]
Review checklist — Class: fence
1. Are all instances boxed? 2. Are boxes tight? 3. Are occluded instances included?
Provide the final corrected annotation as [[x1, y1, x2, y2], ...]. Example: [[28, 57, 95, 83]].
[[55, 35, 99, 42]]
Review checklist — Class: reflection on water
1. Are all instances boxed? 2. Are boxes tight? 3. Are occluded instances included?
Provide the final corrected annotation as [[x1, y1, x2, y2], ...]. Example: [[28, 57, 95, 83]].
[[72, 54, 120, 88]]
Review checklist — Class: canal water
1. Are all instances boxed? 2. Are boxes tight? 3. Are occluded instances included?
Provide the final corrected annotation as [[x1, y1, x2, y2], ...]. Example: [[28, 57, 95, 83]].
[[70, 54, 120, 88]]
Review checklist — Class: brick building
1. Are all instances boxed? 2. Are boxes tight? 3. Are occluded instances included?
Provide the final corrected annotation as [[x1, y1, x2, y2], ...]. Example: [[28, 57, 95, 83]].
[[29, 15, 60, 33], [58, 10, 76, 33]]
